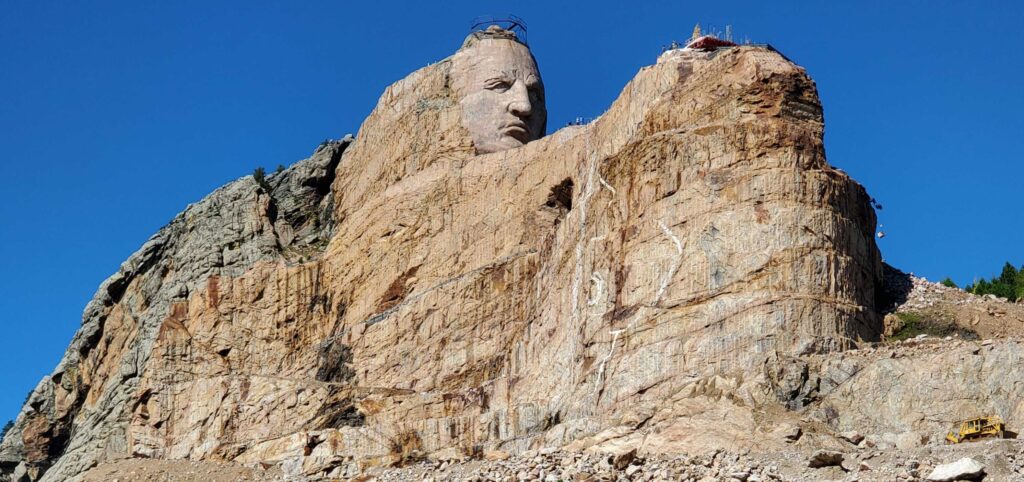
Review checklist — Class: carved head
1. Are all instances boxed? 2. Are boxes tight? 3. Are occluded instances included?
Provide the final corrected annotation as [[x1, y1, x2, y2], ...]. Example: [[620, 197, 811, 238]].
[[452, 27, 547, 154]]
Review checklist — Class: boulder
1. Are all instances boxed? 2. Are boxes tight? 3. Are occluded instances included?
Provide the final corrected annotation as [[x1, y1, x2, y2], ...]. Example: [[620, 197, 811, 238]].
[[774, 423, 802, 443], [884, 313, 905, 337], [808, 450, 844, 468], [838, 431, 864, 445], [926, 457, 985, 481], [612, 449, 638, 470]]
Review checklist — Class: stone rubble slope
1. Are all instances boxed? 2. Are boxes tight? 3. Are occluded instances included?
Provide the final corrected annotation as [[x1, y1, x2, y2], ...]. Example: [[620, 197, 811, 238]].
[[882, 264, 1024, 340], [74, 444, 1020, 482], [330, 437, 1024, 481]]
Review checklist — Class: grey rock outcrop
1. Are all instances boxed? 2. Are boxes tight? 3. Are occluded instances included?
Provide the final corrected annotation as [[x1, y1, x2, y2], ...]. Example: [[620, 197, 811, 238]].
[[0, 138, 351, 482]]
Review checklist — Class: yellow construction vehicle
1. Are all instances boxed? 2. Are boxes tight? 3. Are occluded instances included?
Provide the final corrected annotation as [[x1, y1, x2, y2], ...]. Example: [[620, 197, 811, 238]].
[[945, 416, 1005, 444]]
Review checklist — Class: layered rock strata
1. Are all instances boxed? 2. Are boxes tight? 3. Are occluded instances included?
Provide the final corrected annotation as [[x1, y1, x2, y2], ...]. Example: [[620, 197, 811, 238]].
[[2, 43, 885, 481]]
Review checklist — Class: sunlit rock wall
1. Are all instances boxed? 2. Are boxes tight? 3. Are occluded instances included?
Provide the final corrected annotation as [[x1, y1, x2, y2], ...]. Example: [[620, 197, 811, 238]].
[[1, 44, 883, 482]]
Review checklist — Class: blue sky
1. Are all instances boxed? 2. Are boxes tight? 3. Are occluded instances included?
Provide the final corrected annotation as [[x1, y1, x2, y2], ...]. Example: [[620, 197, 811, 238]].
[[1, 1, 1021, 423]]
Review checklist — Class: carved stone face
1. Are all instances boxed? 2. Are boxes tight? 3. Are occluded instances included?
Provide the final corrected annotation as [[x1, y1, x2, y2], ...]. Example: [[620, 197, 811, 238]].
[[452, 37, 547, 154]]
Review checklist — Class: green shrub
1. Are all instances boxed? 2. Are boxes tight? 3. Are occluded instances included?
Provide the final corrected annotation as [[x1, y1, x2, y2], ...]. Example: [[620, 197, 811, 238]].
[[940, 277, 957, 288], [252, 167, 271, 192], [1, 420, 12, 440], [888, 311, 978, 342]]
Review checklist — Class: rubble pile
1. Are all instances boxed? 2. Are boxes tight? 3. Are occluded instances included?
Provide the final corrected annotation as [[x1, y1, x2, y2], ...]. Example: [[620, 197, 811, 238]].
[[372, 450, 796, 482], [367, 441, 1024, 481], [896, 274, 1011, 312], [883, 265, 1024, 339]]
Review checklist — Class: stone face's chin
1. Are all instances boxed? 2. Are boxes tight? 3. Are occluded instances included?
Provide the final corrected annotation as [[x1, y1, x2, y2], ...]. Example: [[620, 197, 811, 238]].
[[477, 129, 529, 154], [452, 36, 547, 155]]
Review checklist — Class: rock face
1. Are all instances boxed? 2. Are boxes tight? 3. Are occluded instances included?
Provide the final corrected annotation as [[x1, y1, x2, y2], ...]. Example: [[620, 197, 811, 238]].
[[1, 41, 885, 481], [0, 140, 350, 481], [806, 338, 1024, 440]]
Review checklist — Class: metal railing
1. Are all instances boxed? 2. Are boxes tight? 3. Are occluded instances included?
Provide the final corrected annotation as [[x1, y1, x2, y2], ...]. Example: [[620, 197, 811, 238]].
[[469, 14, 528, 44]]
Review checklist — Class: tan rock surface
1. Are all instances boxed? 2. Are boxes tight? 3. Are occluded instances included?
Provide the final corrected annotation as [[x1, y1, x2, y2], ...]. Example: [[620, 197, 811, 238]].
[[327, 42, 881, 461], [2, 40, 890, 481]]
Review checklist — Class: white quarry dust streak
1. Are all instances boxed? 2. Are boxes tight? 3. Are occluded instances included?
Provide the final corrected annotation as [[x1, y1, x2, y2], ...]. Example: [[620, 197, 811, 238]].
[[569, 129, 600, 384], [587, 272, 605, 306], [656, 220, 684, 304], [599, 176, 616, 195], [595, 328, 624, 387], [599, 176, 617, 210], [592, 215, 679, 401]]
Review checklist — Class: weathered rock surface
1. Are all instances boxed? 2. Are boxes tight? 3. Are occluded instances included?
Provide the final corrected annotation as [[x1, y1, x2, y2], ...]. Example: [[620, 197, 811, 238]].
[[2, 43, 891, 481], [0, 139, 350, 481], [783, 338, 1024, 442]]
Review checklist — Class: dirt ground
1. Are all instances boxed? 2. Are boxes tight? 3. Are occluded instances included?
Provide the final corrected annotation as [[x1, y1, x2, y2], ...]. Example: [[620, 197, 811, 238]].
[[82, 458, 281, 482]]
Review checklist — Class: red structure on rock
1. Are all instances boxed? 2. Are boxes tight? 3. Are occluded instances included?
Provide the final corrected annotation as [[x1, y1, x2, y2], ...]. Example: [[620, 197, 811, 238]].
[[685, 35, 737, 51]]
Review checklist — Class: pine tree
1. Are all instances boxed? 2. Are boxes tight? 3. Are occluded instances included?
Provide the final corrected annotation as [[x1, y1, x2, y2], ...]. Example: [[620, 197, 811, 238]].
[[940, 277, 958, 288], [1016, 267, 1024, 301], [973, 279, 991, 296], [992, 282, 1016, 301], [999, 262, 1018, 286]]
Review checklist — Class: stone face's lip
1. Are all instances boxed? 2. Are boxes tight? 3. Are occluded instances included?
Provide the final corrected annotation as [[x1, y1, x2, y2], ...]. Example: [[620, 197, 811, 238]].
[[502, 121, 530, 142]]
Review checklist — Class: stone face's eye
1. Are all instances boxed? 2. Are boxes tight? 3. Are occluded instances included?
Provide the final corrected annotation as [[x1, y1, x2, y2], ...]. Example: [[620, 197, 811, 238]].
[[485, 78, 512, 92], [528, 85, 544, 104]]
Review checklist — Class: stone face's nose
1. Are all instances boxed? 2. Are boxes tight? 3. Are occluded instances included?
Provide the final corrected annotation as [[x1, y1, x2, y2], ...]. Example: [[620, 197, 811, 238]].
[[508, 82, 533, 118]]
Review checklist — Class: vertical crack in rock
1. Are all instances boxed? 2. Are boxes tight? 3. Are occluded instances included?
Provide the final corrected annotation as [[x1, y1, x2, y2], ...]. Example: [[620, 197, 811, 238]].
[[655, 220, 684, 305]]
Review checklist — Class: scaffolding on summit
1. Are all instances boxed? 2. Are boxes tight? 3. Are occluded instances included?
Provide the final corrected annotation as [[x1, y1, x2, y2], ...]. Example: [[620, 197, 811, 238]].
[[469, 15, 528, 44]]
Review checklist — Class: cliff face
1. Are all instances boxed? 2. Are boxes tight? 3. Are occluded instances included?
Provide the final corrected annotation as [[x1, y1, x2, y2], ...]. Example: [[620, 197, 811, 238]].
[[0, 141, 349, 481], [2, 45, 887, 481]]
